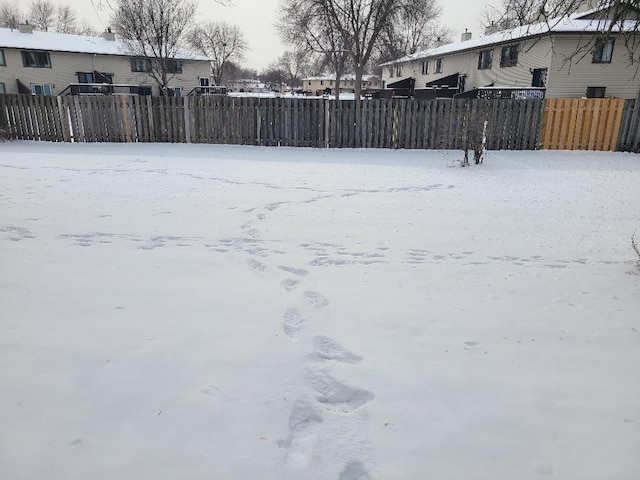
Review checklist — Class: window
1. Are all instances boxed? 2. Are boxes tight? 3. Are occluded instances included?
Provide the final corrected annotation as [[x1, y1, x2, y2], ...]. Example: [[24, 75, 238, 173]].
[[389, 67, 394, 78], [77, 72, 95, 83], [421, 61, 429, 75], [396, 65, 402, 77], [586, 86, 606, 98], [308, 80, 311, 86], [320, 80, 324, 85], [131, 57, 152, 72], [166, 60, 182, 74], [96, 72, 113, 83], [330, 80, 333, 85], [500, 44, 518, 67], [531, 68, 547, 87], [435, 58, 443, 73], [31, 84, 52, 95], [458, 74, 466, 93], [138, 86, 153, 96], [0, 50, 5, 66], [0, 83, 5, 94], [592, 38, 614, 63], [169, 86, 182, 97], [478, 49, 493, 69], [22, 51, 51, 68]]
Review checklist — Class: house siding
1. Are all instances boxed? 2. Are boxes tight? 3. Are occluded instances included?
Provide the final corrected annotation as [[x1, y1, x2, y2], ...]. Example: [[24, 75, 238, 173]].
[[382, 31, 640, 100], [546, 34, 640, 99], [303, 76, 382, 95], [0, 47, 211, 96], [383, 38, 553, 92]]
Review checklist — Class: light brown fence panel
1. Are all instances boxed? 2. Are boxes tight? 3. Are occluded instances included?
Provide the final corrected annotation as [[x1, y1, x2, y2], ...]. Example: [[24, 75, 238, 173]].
[[541, 98, 625, 151]]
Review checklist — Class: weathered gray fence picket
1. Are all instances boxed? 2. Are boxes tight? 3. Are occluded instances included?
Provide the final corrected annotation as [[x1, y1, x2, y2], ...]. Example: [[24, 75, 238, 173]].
[[618, 95, 640, 153]]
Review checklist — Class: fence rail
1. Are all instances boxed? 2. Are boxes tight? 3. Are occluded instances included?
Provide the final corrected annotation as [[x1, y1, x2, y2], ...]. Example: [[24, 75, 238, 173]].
[[0, 94, 638, 152]]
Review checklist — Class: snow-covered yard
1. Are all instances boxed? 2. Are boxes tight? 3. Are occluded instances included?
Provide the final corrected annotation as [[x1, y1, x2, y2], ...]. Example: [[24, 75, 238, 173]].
[[1, 142, 639, 480]]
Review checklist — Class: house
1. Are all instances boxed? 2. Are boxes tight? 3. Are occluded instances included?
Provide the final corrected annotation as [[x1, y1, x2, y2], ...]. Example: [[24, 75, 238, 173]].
[[227, 79, 272, 93], [302, 74, 382, 96], [379, 7, 640, 99], [0, 24, 213, 96]]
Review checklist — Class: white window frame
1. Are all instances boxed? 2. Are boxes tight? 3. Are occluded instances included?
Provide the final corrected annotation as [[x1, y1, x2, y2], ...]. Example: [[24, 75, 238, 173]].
[[435, 58, 443, 73], [0, 49, 5, 66], [421, 61, 429, 75], [170, 86, 182, 97], [0, 82, 5, 94], [31, 84, 52, 96]]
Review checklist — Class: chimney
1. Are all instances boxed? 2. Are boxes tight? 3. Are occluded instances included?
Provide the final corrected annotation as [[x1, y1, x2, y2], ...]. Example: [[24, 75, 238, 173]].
[[434, 37, 444, 48], [484, 22, 499, 35], [18, 22, 34, 34], [102, 27, 116, 41], [461, 29, 472, 42]]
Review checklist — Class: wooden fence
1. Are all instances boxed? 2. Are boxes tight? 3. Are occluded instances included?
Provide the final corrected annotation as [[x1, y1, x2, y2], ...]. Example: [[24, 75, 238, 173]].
[[540, 98, 625, 151], [0, 94, 542, 150], [618, 95, 640, 153], [0, 93, 638, 152]]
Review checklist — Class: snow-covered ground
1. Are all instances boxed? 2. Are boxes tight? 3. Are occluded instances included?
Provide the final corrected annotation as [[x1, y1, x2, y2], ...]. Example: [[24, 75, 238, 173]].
[[1, 142, 639, 480]]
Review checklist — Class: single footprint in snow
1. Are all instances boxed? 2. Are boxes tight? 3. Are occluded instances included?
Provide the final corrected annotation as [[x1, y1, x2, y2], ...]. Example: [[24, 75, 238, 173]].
[[304, 291, 330, 309], [306, 369, 374, 411], [283, 308, 306, 341], [278, 396, 323, 467], [278, 265, 309, 277], [464, 341, 481, 350], [246, 258, 266, 273], [257, 213, 266, 220], [339, 460, 372, 480], [200, 385, 220, 396], [247, 229, 261, 240], [281, 279, 300, 291], [309, 336, 362, 364]]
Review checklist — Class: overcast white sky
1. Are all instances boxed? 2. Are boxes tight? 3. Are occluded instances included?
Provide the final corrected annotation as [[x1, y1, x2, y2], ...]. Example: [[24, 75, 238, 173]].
[[41, 0, 490, 70]]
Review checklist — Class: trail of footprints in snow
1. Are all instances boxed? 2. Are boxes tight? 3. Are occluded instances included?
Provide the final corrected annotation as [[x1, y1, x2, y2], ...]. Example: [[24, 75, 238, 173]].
[[236, 203, 373, 477]]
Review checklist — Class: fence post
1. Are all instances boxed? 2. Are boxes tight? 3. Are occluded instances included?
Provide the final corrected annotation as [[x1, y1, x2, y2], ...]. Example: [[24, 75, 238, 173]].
[[0, 94, 8, 138], [184, 95, 191, 143], [324, 98, 330, 148], [256, 97, 262, 146]]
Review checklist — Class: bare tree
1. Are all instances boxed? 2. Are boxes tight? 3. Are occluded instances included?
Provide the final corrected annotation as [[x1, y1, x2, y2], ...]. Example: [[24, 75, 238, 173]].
[[272, 49, 312, 90], [187, 21, 248, 86], [479, 0, 587, 32], [276, 0, 351, 99], [0, 1, 21, 28], [56, 4, 76, 33], [76, 20, 99, 36], [279, 0, 439, 101], [376, 0, 449, 65], [29, 0, 55, 31], [111, 0, 197, 95]]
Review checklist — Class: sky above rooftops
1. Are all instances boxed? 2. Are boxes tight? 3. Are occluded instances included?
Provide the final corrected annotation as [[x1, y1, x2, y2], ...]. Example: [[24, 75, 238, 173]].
[[39, 0, 488, 71]]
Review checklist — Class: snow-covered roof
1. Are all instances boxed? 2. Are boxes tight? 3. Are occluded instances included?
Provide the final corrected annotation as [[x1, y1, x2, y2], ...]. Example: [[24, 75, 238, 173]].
[[302, 74, 380, 81], [0, 27, 210, 61], [380, 17, 637, 67]]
